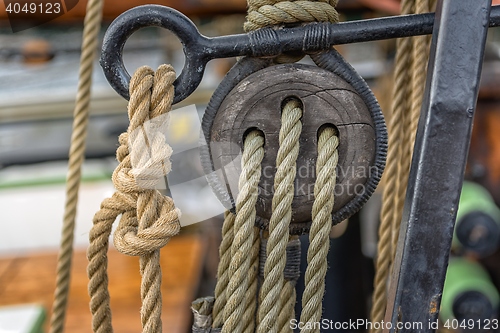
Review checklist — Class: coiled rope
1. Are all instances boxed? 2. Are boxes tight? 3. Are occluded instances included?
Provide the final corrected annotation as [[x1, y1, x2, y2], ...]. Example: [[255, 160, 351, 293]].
[[87, 65, 181, 333], [371, 0, 434, 330], [49, 0, 104, 331]]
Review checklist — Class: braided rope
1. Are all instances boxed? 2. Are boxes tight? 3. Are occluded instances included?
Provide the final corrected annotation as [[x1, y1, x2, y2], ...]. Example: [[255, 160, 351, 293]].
[[49, 0, 104, 331], [213, 211, 236, 328], [257, 99, 302, 333], [87, 65, 181, 332], [222, 131, 265, 333], [300, 127, 338, 333]]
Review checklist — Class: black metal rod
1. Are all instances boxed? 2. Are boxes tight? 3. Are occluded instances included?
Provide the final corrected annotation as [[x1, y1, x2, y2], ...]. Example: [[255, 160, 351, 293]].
[[383, 0, 490, 331], [100, 4, 500, 102]]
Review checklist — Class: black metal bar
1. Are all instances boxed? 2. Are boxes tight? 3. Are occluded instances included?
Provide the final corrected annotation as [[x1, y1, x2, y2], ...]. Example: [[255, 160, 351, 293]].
[[383, 0, 490, 332], [100, 5, 500, 102]]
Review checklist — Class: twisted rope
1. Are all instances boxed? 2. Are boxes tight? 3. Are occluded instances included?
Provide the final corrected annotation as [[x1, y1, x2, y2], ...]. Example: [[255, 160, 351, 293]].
[[87, 65, 181, 333], [300, 127, 338, 333], [371, 0, 432, 330], [257, 99, 302, 333], [244, 0, 338, 63], [222, 131, 264, 333], [242, 227, 261, 333], [49, 0, 104, 331], [277, 237, 298, 333], [244, 1, 339, 31], [213, 211, 236, 328]]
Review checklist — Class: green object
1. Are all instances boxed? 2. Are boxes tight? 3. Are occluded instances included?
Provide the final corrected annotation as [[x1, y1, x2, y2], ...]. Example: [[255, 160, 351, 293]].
[[0, 304, 46, 333], [453, 181, 500, 256], [441, 257, 499, 322]]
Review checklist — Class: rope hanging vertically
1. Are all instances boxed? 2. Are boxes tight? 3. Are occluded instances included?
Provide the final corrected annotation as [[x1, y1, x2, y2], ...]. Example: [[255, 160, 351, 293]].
[[257, 99, 302, 333], [371, 0, 433, 330], [300, 127, 339, 333], [222, 130, 264, 333], [213, 211, 237, 328], [49, 0, 104, 331], [87, 65, 181, 333]]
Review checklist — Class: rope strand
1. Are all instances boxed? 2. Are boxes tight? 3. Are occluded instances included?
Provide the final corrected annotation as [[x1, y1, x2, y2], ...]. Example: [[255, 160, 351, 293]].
[[300, 127, 339, 333], [49, 0, 104, 331], [222, 131, 265, 333], [257, 99, 302, 333]]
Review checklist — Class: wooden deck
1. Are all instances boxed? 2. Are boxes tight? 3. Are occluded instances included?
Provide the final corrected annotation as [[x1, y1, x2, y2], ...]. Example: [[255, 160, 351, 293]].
[[0, 234, 206, 333]]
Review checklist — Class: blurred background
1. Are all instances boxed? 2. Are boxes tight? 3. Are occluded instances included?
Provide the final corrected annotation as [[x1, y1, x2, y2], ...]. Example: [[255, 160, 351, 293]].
[[1, 0, 500, 332]]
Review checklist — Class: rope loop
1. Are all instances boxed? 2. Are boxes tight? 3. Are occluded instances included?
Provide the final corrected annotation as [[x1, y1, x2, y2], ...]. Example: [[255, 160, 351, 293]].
[[87, 64, 181, 333]]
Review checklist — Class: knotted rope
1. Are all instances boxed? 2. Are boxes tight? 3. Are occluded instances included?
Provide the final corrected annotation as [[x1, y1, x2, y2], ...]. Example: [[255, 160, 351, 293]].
[[49, 0, 104, 331], [371, 0, 434, 330], [244, 0, 339, 63], [257, 99, 302, 333], [300, 127, 338, 333], [87, 65, 181, 333]]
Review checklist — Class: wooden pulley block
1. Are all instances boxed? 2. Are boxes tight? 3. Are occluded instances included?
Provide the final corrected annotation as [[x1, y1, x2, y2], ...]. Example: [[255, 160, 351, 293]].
[[201, 50, 387, 234]]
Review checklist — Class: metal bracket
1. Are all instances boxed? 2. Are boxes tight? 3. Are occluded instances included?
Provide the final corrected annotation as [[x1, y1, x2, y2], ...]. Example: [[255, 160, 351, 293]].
[[384, 0, 491, 331], [100, 4, 500, 104]]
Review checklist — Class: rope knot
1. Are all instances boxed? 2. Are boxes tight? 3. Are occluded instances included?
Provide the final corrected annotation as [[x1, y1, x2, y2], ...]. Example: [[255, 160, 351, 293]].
[[114, 195, 181, 256], [88, 64, 181, 332]]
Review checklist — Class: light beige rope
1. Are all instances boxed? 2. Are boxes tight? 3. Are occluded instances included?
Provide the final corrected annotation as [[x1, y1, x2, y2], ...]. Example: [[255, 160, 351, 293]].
[[370, 2, 414, 327], [391, 0, 430, 259], [371, 0, 432, 330], [300, 127, 338, 333], [87, 65, 181, 333], [244, 1, 339, 31], [242, 227, 261, 333], [244, 0, 339, 63], [222, 131, 264, 333], [277, 236, 298, 333], [213, 211, 236, 328], [49, 0, 104, 331], [257, 99, 302, 333]]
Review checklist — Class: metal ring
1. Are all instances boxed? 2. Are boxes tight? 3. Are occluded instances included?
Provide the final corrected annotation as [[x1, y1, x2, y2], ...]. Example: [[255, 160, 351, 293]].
[[100, 5, 210, 104]]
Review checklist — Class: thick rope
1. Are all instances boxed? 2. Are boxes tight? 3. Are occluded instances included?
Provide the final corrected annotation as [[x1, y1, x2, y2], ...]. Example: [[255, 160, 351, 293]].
[[244, 0, 338, 63], [278, 276, 296, 333], [213, 211, 236, 328], [49, 0, 104, 331], [222, 131, 264, 333], [257, 99, 302, 333], [277, 235, 299, 333], [242, 227, 261, 333], [300, 127, 338, 333], [371, 0, 432, 330], [87, 65, 181, 333], [370, 1, 414, 328]]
